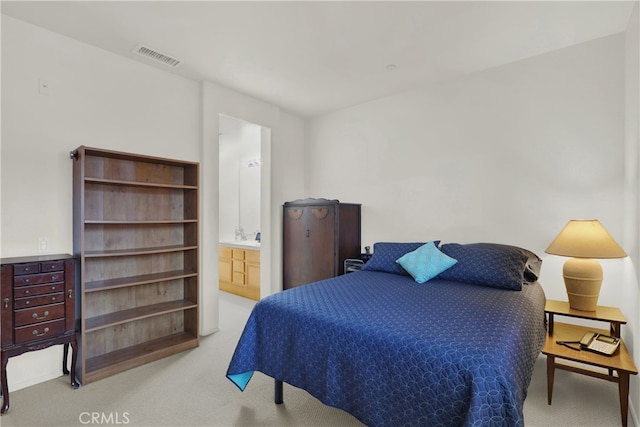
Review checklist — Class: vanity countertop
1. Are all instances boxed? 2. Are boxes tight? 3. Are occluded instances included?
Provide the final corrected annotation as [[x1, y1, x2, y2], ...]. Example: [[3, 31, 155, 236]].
[[220, 241, 261, 250]]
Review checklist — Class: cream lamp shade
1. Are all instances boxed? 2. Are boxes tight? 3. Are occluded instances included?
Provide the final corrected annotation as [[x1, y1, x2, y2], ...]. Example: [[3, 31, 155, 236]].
[[545, 219, 626, 311]]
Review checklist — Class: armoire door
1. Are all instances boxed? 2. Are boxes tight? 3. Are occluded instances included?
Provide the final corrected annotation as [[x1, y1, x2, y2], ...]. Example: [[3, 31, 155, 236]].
[[283, 204, 336, 289], [283, 205, 308, 289], [306, 204, 336, 283]]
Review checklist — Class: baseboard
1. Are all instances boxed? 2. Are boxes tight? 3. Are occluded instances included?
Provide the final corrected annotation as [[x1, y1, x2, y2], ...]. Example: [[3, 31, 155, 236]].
[[200, 327, 220, 336], [11, 371, 62, 392]]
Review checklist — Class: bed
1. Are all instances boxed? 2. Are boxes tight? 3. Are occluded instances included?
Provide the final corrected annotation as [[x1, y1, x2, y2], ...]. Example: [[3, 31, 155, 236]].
[[226, 242, 546, 426]]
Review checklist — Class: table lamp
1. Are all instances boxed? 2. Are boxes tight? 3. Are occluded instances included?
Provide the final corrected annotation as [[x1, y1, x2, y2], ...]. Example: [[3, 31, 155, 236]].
[[545, 219, 627, 311]]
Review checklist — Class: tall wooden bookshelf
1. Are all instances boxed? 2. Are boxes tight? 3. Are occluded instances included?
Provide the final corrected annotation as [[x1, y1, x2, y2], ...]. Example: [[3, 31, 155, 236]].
[[71, 146, 199, 384]]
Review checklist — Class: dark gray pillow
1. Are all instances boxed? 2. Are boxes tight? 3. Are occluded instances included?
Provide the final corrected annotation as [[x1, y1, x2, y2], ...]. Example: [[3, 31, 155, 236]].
[[437, 243, 530, 291], [462, 243, 542, 283]]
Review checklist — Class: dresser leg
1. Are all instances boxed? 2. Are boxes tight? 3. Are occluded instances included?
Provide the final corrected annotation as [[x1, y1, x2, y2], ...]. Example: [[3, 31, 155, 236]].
[[1, 351, 9, 414], [62, 343, 70, 375], [69, 336, 79, 389]]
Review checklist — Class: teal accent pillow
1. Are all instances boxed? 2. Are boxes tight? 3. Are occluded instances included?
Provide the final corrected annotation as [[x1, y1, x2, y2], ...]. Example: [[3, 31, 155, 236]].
[[395, 241, 458, 284], [362, 241, 440, 276]]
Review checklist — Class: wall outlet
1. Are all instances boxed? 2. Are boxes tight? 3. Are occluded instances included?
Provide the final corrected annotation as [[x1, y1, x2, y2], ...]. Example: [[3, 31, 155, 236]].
[[38, 237, 48, 252]]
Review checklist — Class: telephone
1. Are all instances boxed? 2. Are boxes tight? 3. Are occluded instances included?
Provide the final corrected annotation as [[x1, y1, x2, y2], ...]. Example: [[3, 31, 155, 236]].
[[579, 331, 620, 356]]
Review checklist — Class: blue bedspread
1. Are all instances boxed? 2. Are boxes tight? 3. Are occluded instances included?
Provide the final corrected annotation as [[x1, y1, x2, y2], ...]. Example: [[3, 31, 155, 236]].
[[227, 271, 546, 426]]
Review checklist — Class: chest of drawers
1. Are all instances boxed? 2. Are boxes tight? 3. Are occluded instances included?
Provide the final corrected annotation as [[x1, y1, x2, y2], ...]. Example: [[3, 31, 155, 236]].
[[1, 254, 79, 414]]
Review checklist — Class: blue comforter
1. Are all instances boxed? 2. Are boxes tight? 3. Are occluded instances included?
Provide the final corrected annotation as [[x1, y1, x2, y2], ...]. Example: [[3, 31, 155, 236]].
[[227, 270, 546, 426]]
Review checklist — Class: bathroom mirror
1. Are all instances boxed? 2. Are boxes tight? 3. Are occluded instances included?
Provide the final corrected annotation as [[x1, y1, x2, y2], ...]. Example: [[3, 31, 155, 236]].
[[219, 115, 261, 242]]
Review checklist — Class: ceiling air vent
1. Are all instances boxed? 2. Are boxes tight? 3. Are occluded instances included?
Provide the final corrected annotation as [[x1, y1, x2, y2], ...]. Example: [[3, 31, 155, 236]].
[[132, 44, 182, 68]]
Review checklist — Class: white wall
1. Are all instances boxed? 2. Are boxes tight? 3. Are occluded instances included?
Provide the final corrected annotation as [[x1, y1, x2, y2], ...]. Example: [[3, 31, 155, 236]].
[[306, 33, 626, 299], [624, 3, 640, 422], [306, 31, 637, 415], [0, 15, 201, 390]]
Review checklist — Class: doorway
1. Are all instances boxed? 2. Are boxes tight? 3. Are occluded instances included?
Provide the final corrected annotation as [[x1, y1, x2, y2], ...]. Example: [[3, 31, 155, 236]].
[[218, 114, 271, 300]]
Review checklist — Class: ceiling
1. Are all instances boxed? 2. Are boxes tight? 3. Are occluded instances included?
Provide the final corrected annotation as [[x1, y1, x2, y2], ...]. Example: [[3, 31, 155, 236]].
[[1, 1, 635, 118]]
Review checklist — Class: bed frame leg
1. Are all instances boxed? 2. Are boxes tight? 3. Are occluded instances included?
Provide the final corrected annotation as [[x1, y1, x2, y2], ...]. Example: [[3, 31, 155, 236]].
[[274, 379, 283, 404]]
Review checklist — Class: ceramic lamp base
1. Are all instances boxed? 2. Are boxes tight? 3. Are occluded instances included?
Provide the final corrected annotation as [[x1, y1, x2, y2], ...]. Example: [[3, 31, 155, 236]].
[[563, 257, 603, 311]]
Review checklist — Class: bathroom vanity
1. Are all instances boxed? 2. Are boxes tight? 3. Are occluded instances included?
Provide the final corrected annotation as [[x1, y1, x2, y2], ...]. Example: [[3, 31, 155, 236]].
[[219, 242, 260, 301]]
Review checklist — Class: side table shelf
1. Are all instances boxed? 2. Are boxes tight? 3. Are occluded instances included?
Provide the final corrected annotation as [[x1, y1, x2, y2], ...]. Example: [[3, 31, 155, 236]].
[[542, 300, 638, 427]]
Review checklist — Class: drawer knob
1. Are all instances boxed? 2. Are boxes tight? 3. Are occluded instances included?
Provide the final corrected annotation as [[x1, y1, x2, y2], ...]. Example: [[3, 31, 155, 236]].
[[25, 290, 30, 294], [32, 311, 50, 320], [51, 275, 58, 281], [51, 297, 56, 301], [25, 279, 30, 283], [32, 327, 50, 337]]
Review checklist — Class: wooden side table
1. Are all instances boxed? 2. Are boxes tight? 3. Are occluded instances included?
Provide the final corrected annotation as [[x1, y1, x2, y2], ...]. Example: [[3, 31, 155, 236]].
[[543, 300, 638, 427]]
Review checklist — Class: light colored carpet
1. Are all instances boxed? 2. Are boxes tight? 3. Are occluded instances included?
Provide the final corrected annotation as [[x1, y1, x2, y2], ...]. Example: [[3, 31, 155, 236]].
[[1, 291, 629, 427]]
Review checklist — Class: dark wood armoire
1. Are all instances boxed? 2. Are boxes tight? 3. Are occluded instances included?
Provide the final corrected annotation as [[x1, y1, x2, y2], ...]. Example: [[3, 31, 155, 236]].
[[283, 198, 361, 290]]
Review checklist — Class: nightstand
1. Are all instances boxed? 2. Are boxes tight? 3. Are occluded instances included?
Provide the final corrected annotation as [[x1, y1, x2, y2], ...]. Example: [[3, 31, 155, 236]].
[[543, 300, 638, 427], [344, 259, 365, 273]]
